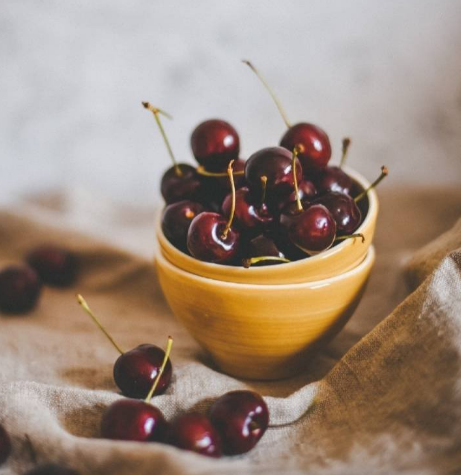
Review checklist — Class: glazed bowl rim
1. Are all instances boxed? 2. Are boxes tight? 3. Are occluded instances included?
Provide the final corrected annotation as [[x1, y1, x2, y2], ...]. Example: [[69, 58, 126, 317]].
[[156, 243, 375, 290]]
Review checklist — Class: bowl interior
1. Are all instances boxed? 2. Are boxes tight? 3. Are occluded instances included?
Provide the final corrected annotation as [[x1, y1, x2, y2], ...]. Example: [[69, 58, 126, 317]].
[[157, 166, 378, 285]]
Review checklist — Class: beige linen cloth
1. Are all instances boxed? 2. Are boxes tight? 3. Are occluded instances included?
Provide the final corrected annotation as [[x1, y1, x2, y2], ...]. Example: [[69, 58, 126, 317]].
[[1, 188, 461, 475]]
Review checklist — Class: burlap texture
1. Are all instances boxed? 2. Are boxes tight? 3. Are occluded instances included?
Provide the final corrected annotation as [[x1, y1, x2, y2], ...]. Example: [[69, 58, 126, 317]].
[[1, 188, 461, 475]]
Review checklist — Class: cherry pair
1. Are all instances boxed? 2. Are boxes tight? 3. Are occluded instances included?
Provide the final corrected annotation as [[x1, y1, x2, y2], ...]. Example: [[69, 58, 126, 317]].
[[0, 245, 77, 314]]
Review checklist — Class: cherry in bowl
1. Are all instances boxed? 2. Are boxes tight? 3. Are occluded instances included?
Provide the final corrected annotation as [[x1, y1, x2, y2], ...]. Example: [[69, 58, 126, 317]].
[[191, 119, 240, 172]]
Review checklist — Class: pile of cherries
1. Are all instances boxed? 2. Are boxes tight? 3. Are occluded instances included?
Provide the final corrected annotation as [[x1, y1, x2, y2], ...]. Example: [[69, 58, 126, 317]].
[[157, 61, 388, 267], [77, 296, 269, 457], [0, 245, 78, 314]]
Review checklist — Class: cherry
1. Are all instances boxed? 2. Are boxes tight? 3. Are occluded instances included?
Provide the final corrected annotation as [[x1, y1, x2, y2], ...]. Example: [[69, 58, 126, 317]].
[[166, 413, 222, 458], [191, 119, 240, 172], [222, 180, 273, 236], [77, 295, 172, 398], [160, 164, 202, 205], [280, 125, 331, 173], [244, 147, 302, 204], [162, 201, 205, 252], [0, 424, 11, 465], [277, 179, 316, 212], [24, 465, 80, 475], [196, 157, 246, 206], [0, 265, 41, 314], [26, 245, 78, 287], [277, 150, 337, 255], [243, 60, 331, 173], [288, 204, 337, 255], [315, 192, 361, 235], [243, 234, 289, 268], [187, 161, 241, 264], [314, 138, 353, 195], [100, 399, 167, 442], [209, 390, 269, 455], [100, 336, 172, 442], [114, 344, 172, 398], [143, 102, 202, 204]]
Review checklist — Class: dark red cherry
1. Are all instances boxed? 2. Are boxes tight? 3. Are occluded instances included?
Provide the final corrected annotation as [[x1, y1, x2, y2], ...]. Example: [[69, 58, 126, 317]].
[[161, 165, 202, 204], [24, 464, 80, 475], [315, 192, 361, 235], [0, 265, 41, 314], [191, 119, 240, 172], [162, 201, 205, 252], [314, 166, 353, 196], [314, 138, 353, 195], [245, 147, 302, 203], [166, 413, 222, 458], [280, 123, 331, 173], [209, 390, 269, 455], [198, 158, 246, 206], [243, 234, 288, 267], [187, 212, 240, 264], [26, 245, 77, 287], [277, 179, 316, 211], [77, 296, 174, 399], [247, 235, 285, 259], [288, 204, 336, 255], [0, 424, 11, 465], [222, 187, 273, 235], [101, 399, 167, 442], [114, 344, 172, 398]]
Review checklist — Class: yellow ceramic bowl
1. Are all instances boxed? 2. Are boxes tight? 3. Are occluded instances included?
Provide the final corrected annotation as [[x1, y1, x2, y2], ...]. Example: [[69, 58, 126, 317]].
[[156, 245, 375, 380], [157, 167, 378, 285]]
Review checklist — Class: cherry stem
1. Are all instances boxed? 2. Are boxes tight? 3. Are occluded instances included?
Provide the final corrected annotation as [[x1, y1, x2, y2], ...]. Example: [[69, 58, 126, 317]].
[[221, 160, 236, 240], [335, 233, 365, 243], [354, 166, 389, 203], [77, 294, 124, 355], [196, 165, 244, 177], [142, 102, 182, 177], [340, 138, 351, 169], [243, 256, 291, 268], [260, 176, 267, 207], [145, 336, 173, 403], [292, 145, 303, 212], [242, 60, 291, 129]]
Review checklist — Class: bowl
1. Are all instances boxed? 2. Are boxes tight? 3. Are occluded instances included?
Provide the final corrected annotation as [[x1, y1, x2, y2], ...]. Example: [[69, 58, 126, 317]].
[[157, 166, 378, 285], [156, 244, 375, 380]]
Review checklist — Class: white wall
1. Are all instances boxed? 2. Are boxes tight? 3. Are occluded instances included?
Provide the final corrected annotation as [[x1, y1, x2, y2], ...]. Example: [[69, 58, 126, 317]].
[[1, 0, 461, 207]]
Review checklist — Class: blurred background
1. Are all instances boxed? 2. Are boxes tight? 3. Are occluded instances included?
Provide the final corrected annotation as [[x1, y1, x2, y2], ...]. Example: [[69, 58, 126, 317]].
[[1, 0, 461, 210]]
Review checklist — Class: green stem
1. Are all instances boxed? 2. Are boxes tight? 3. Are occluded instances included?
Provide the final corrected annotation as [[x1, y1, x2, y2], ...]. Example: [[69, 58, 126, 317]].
[[354, 166, 388, 203], [335, 233, 365, 243], [142, 102, 182, 177], [242, 60, 291, 129], [77, 294, 124, 355], [145, 336, 173, 402], [340, 138, 351, 169], [222, 160, 236, 239], [292, 146, 303, 212], [243, 256, 290, 268]]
